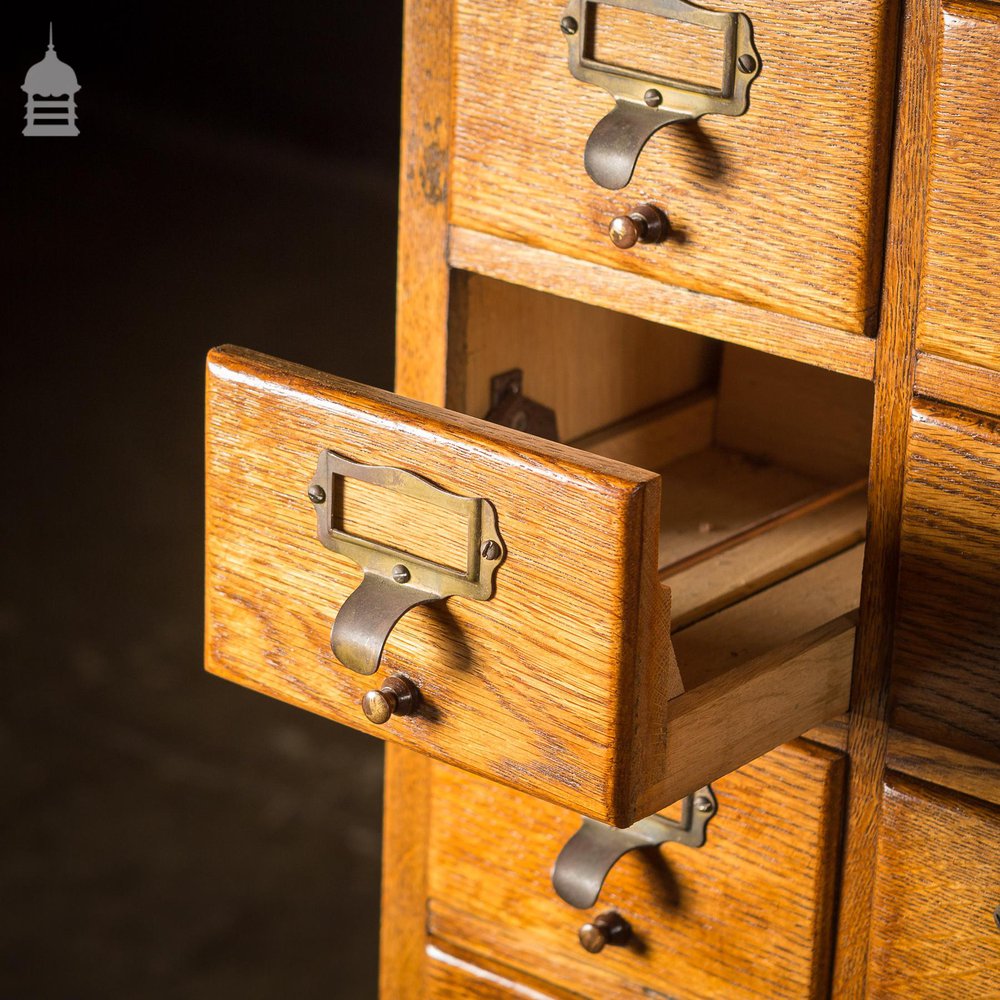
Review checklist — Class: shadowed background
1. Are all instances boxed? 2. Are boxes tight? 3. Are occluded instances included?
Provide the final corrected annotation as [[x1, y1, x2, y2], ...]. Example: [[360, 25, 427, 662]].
[[2, 4, 402, 996]]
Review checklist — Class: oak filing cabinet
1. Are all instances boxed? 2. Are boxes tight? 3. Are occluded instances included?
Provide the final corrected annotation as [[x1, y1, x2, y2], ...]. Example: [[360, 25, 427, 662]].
[[204, 0, 1000, 996]]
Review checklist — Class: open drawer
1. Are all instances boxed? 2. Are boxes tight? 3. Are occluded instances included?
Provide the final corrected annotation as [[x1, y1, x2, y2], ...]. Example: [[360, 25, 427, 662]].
[[205, 339, 867, 826]]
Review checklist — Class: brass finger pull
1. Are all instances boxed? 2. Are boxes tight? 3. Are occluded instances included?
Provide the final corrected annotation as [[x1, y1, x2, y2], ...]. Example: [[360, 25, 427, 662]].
[[579, 911, 632, 953], [362, 675, 420, 725], [553, 785, 717, 908], [308, 450, 505, 676], [561, 0, 762, 189]]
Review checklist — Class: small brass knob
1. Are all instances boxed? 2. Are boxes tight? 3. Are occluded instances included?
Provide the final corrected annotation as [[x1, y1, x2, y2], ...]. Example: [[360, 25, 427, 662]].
[[608, 203, 667, 249], [578, 910, 631, 953], [361, 675, 419, 725]]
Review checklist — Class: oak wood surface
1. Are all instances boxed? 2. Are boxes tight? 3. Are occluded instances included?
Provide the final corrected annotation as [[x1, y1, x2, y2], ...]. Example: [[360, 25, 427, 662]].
[[426, 944, 586, 1000], [205, 344, 672, 826], [450, 227, 877, 380], [915, 352, 1000, 416], [427, 740, 846, 1000], [450, 0, 897, 335], [829, 0, 924, 987], [886, 729, 1000, 807], [915, 0, 1000, 375], [460, 275, 721, 441], [867, 773, 1000, 997], [891, 402, 1000, 763]]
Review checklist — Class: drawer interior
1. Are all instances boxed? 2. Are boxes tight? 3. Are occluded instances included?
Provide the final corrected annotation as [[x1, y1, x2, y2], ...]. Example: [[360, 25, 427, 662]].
[[456, 274, 872, 640]]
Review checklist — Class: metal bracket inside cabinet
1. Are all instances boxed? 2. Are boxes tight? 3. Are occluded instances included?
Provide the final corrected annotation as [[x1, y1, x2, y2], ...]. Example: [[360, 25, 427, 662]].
[[552, 785, 717, 908], [485, 369, 559, 442], [308, 450, 505, 676], [561, 0, 761, 189]]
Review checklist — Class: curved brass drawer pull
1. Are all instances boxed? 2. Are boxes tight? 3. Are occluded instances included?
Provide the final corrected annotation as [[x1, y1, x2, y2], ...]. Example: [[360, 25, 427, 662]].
[[561, 0, 761, 189], [552, 785, 717, 908], [308, 449, 505, 676]]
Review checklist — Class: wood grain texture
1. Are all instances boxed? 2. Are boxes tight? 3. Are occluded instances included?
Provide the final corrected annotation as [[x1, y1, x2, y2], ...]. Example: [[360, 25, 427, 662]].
[[460, 275, 721, 441], [916, 0, 1000, 374], [915, 352, 1000, 415], [426, 944, 586, 1000], [427, 741, 846, 1000], [450, 0, 898, 335], [714, 345, 875, 483], [867, 774, 1000, 997], [891, 402, 1000, 763], [830, 0, 925, 988], [205, 344, 672, 826], [383, 0, 456, 991], [887, 729, 1000, 807], [450, 227, 877, 380]]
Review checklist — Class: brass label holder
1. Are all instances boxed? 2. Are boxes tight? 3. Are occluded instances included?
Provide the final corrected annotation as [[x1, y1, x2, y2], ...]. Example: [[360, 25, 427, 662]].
[[561, 0, 761, 189], [308, 450, 504, 676], [552, 785, 717, 908]]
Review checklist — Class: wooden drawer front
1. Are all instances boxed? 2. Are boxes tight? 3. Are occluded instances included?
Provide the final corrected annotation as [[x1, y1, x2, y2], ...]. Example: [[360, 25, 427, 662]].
[[205, 346, 668, 825], [426, 945, 586, 999], [916, 0, 1000, 374], [892, 403, 1000, 762], [868, 774, 1000, 997], [451, 0, 894, 336], [427, 741, 845, 1000]]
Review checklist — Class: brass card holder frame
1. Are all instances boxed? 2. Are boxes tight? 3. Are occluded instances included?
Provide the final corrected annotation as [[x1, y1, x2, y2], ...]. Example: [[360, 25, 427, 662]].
[[561, 0, 761, 189], [308, 450, 504, 676], [552, 785, 717, 908]]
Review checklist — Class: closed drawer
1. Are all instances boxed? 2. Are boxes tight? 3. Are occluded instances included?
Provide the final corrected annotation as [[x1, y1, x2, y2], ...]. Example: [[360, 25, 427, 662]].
[[206, 344, 862, 826], [892, 403, 1000, 763], [868, 774, 1000, 997], [426, 741, 846, 1000], [426, 945, 586, 999], [916, 0, 1000, 375], [450, 0, 895, 336]]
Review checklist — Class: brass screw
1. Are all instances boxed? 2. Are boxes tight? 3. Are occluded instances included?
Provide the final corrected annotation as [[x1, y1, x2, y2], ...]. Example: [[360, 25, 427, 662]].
[[694, 795, 713, 813], [738, 53, 757, 73], [644, 88, 662, 108], [391, 564, 411, 584], [609, 214, 642, 249], [481, 540, 501, 561], [307, 484, 326, 504], [560, 15, 578, 34]]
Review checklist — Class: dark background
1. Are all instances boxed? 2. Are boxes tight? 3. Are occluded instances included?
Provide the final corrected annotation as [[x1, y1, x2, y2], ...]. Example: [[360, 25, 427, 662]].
[[3, 5, 403, 996]]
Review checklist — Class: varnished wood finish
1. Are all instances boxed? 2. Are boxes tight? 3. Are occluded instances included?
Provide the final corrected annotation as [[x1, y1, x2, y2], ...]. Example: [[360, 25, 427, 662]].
[[830, 0, 932, 989], [451, 0, 897, 335], [887, 729, 1000, 807], [867, 774, 1000, 997], [426, 944, 586, 1000], [427, 741, 846, 1000], [891, 403, 1000, 762], [916, 0, 1000, 377], [915, 352, 1000, 416], [205, 344, 671, 826], [450, 227, 877, 380]]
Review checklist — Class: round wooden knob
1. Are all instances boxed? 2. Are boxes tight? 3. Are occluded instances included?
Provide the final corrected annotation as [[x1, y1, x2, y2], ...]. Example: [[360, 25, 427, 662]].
[[608, 203, 667, 250], [578, 911, 631, 953], [361, 675, 419, 725]]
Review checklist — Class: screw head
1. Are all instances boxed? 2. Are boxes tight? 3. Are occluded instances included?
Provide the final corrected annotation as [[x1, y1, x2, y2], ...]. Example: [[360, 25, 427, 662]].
[[481, 540, 501, 561], [560, 15, 578, 34], [307, 484, 326, 504], [738, 53, 757, 73], [643, 88, 662, 108], [694, 795, 713, 813], [391, 564, 411, 584]]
